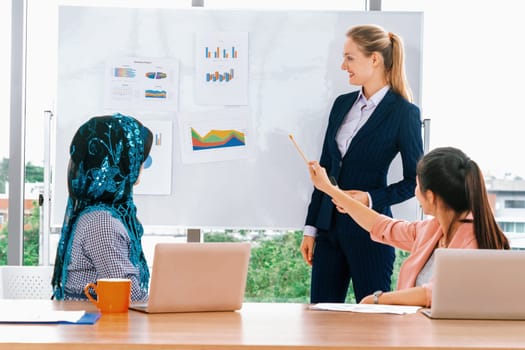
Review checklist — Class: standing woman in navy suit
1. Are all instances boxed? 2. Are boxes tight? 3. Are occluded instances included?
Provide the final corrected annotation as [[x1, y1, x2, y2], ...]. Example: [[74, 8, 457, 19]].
[[300, 24, 423, 303]]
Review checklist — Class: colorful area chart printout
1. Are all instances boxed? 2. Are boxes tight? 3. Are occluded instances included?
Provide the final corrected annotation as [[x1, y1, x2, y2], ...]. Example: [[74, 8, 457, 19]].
[[178, 109, 253, 164]]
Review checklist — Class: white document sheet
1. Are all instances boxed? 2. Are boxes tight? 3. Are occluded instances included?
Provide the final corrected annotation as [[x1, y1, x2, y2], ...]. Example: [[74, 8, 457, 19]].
[[310, 303, 421, 315], [0, 309, 86, 323]]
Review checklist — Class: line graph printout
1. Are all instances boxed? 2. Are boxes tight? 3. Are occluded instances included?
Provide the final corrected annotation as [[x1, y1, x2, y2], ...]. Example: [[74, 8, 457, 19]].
[[195, 32, 249, 106], [134, 120, 173, 195], [104, 57, 179, 112], [179, 109, 253, 163]]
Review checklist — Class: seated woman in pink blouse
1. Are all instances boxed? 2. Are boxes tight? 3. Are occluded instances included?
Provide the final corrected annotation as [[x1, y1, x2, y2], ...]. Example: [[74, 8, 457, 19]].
[[307, 147, 509, 307]]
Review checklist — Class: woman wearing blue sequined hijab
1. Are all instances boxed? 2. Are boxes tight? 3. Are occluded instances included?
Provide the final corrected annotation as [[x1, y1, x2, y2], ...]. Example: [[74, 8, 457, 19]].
[[52, 113, 153, 301]]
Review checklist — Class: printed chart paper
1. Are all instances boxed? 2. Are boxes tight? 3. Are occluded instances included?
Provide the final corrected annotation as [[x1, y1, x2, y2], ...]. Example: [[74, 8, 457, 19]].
[[195, 32, 249, 106], [104, 58, 179, 112], [134, 120, 173, 195], [178, 110, 253, 164]]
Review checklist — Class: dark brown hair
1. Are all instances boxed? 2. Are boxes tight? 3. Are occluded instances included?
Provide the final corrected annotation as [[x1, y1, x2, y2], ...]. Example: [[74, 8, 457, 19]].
[[417, 147, 509, 249]]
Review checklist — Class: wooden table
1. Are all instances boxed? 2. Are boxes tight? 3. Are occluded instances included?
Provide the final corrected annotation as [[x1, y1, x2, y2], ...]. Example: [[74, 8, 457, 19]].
[[0, 300, 524, 349]]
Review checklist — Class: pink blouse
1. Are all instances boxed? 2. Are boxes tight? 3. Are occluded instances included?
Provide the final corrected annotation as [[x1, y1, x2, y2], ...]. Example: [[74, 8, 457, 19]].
[[370, 214, 478, 306]]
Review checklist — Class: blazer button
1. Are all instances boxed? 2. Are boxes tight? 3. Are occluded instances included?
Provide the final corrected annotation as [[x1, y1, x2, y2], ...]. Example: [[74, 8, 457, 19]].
[[339, 161, 342, 167]]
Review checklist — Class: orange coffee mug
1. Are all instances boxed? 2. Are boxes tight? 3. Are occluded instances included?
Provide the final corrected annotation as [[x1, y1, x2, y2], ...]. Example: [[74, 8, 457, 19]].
[[84, 278, 131, 313]]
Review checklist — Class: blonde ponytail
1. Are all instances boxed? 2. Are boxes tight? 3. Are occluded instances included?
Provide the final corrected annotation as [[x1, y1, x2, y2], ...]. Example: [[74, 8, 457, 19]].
[[388, 32, 413, 102]]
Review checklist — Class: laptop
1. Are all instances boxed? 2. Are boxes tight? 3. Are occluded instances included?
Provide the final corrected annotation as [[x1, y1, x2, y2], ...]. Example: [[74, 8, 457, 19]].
[[421, 248, 525, 320], [129, 242, 251, 313]]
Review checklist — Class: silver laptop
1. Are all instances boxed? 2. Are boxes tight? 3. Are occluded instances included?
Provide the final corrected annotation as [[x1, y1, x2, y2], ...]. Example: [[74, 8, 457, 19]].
[[130, 242, 251, 313], [422, 248, 525, 320]]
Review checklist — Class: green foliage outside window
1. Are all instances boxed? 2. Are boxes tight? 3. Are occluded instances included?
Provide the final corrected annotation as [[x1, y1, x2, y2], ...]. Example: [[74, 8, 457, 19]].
[[204, 230, 310, 302], [0, 203, 40, 265], [0, 158, 7, 194], [0, 228, 6, 264], [0, 158, 44, 193], [0, 159, 43, 265]]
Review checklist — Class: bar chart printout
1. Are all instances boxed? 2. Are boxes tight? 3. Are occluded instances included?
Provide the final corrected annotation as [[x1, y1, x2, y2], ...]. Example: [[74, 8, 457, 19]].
[[206, 69, 235, 83], [195, 32, 249, 105], [205, 46, 238, 59]]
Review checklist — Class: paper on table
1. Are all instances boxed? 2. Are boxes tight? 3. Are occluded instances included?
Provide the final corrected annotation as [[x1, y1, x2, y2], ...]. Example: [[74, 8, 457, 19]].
[[310, 303, 421, 315], [0, 309, 86, 323]]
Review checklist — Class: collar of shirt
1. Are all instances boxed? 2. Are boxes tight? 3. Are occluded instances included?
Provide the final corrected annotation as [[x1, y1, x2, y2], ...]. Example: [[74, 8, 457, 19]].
[[357, 85, 390, 111], [335, 85, 391, 157]]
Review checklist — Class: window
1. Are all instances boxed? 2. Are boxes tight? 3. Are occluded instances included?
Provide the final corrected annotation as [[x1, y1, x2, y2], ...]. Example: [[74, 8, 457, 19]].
[[384, 0, 525, 180], [498, 222, 525, 234], [504, 200, 525, 209], [499, 222, 514, 233]]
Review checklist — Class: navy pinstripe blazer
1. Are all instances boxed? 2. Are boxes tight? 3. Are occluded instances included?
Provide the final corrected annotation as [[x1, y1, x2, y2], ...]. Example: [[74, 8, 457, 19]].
[[305, 89, 423, 232]]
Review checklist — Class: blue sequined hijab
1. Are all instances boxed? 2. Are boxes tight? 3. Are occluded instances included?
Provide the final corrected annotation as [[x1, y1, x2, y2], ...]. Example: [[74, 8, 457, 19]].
[[52, 113, 153, 299]]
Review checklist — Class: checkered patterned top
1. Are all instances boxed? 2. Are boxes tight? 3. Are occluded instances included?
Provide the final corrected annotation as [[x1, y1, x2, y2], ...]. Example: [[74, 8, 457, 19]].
[[64, 210, 149, 302]]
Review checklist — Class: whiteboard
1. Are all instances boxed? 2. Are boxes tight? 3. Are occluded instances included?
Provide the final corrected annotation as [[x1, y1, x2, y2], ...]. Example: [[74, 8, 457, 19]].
[[53, 6, 423, 229]]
